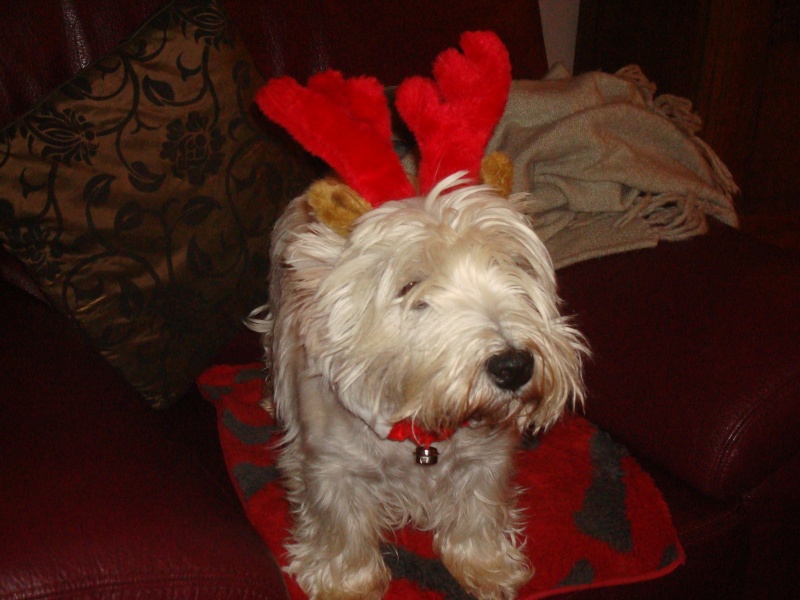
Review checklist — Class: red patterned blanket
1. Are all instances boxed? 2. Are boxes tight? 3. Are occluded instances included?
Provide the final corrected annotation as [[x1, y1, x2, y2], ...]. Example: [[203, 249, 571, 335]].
[[198, 363, 684, 599]]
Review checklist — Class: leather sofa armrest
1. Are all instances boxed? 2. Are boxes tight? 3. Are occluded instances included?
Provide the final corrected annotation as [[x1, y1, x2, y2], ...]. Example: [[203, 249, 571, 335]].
[[0, 281, 288, 599], [557, 224, 800, 501]]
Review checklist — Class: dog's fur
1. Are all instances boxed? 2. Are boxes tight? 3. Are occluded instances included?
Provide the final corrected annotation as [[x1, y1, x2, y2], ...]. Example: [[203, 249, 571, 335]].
[[248, 174, 587, 599]]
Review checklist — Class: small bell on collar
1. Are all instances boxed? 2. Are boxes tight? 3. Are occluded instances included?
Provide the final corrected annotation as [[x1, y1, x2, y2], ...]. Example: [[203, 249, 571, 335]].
[[415, 445, 439, 466]]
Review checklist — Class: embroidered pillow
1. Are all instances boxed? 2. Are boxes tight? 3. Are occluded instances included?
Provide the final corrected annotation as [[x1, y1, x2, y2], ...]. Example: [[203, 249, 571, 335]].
[[0, 0, 315, 407]]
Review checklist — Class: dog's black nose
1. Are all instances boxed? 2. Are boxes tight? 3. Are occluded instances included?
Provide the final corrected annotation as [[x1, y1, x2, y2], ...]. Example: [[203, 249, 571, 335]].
[[486, 348, 534, 391]]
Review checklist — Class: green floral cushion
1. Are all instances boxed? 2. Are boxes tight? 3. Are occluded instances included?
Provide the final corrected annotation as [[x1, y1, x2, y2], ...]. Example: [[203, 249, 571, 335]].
[[0, 0, 315, 408]]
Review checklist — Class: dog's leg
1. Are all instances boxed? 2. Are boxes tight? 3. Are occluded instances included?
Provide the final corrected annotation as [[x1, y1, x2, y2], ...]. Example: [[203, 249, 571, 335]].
[[434, 445, 532, 600], [282, 448, 390, 600]]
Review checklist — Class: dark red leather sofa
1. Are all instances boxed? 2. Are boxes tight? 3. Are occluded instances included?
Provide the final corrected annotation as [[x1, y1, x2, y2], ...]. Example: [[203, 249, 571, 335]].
[[1, 1, 798, 599]]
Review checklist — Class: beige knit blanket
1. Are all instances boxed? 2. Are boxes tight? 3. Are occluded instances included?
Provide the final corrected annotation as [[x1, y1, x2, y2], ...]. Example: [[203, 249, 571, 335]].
[[487, 64, 739, 269]]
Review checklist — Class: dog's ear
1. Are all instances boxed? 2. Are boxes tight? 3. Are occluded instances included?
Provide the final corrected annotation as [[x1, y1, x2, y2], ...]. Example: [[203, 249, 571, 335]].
[[307, 178, 372, 237]]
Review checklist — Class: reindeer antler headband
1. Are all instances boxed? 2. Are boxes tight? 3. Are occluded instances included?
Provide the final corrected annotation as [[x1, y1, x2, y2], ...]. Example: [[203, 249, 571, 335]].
[[255, 31, 512, 235]]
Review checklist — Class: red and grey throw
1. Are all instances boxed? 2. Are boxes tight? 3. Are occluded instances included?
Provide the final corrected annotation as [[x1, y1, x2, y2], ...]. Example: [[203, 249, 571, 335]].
[[198, 363, 684, 599]]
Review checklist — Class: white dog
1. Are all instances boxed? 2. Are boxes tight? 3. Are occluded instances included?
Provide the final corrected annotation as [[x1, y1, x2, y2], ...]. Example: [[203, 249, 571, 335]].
[[249, 30, 587, 600], [247, 172, 587, 600]]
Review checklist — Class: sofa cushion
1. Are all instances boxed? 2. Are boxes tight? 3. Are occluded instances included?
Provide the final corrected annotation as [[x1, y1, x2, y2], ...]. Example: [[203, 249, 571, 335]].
[[558, 224, 800, 500], [0, 281, 289, 599], [0, 0, 315, 407]]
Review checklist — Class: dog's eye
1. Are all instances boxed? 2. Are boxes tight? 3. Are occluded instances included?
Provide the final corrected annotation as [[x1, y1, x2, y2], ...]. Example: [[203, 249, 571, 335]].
[[399, 281, 419, 297], [398, 281, 428, 310]]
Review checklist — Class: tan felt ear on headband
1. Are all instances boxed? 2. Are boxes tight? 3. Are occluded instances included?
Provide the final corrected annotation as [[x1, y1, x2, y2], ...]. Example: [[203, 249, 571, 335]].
[[480, 151, 514, 198], [307, 178, 372, 237]]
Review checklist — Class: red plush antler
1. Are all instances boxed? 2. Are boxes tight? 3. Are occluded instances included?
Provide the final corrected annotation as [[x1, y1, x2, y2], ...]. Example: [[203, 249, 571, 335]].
[[395, 31, 512, 194], [255, 71, 415, 206]]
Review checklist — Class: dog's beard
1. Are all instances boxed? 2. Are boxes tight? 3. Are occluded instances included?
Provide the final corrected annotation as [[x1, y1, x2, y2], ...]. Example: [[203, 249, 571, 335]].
[[285, 178, 587, 438]]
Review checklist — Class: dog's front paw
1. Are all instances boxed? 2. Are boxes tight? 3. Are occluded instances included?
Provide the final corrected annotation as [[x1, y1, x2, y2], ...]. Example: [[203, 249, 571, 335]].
[[287, 545, 391, 600], [440, 534, 532, 600]]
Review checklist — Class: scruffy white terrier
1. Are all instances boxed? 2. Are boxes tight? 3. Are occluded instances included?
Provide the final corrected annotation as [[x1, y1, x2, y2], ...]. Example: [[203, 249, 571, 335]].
[[249, 32, 587, 600]]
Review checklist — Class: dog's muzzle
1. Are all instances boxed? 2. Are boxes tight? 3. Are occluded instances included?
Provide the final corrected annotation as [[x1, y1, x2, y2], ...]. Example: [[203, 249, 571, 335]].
[[486, 348, 534, 391]]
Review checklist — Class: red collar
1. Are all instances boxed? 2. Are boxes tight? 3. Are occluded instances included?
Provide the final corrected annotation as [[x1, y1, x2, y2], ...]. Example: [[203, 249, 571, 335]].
[[386, 419, 457, 448]]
